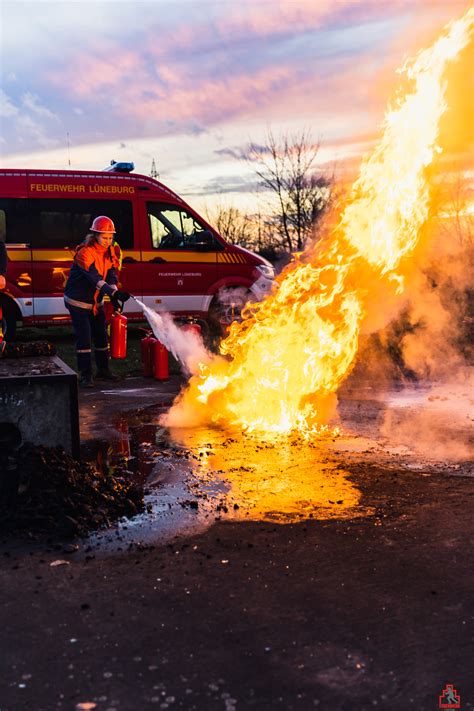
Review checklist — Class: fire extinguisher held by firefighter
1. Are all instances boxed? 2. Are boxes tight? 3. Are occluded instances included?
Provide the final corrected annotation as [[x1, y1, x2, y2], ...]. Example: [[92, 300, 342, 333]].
[[64, 215, 130, 388], [0, 238, 8, 355], [109, 296, 128, 360]]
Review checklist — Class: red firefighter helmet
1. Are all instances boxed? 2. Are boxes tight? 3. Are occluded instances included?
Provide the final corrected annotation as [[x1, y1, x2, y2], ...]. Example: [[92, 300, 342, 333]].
[[90, 215, 116, 233]]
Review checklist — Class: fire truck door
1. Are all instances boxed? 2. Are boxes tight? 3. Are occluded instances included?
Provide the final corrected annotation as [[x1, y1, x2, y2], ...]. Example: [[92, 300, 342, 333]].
[[27, 197, 141, 323], [140, 201, 219, 314], [28, 199, 82, 322], [0, 198, 34, 320]]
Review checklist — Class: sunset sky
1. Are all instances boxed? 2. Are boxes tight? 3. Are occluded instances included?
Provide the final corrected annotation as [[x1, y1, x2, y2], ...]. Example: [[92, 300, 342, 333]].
[[1, 1, 472, 214]]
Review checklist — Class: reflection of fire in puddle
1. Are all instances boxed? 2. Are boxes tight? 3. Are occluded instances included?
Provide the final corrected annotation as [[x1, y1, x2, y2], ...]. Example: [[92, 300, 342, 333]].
[[167, 427, 370, 523], [82, 378, 473, 554], [82, 418, 373, 553]]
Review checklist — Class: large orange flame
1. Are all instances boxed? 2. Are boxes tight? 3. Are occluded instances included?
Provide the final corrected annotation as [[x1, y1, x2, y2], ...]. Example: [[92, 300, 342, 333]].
[[164, 8, 474, 439]]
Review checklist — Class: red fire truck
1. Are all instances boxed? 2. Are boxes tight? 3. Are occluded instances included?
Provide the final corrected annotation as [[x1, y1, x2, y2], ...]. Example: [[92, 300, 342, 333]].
[[0, 162, 275, 339]]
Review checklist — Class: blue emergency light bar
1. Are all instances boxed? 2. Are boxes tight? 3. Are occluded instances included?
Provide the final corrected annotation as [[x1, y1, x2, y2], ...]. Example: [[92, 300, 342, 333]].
[[103, 160, 135, 173]]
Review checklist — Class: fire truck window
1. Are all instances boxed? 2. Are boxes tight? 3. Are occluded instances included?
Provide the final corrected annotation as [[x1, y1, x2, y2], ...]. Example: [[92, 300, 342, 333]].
[[149, 210, 183, 248], [27, 199, 134, 249], [147, 202, 218, 250], [0, 199, 30, 244], [0, 211, 5, 242]]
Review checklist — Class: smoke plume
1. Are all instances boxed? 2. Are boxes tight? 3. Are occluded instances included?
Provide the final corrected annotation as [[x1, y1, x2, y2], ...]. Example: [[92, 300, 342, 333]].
[[134, 299, 212, 376]]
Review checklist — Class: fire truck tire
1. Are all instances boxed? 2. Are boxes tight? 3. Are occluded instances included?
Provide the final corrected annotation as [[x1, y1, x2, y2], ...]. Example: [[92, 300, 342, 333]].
[[0, 297, 19, 341], [208, 288, 250, 337]]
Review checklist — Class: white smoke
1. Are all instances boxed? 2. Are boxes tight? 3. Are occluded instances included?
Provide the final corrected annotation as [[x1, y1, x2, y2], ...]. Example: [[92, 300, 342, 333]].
[[133, 298, 212, 376], [216, 286, 252, 313], [216, 286, 249, 305], [380, 370, 474, 461]]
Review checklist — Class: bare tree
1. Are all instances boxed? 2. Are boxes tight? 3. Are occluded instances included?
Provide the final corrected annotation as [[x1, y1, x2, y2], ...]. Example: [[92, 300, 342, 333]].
[[207, 205, 255, 249], [246, 129, 331, 251], [206, 204, 283, 261], [431, 167, 473, 248]]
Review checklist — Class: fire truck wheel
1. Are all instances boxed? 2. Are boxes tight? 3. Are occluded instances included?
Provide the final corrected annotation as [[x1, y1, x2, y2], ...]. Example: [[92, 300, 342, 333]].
[[208, 288, 250, 337], [0, 297, 18, 341]]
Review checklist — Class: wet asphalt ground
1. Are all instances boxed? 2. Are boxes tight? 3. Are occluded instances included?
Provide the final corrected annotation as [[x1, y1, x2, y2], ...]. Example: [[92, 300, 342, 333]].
[[0, 372, 473, 710]]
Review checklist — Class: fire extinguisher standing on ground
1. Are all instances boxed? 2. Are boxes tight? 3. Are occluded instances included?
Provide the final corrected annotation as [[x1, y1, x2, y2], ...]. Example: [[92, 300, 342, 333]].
[[110, 293, 128, 359], [140, 331, 156, 376], [153, 339, 169, 380], [181, 318, 202, 338]]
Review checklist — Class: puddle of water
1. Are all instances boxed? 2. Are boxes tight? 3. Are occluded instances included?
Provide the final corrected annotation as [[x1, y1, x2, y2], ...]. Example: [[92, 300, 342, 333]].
[[84, 455, 218, 552], [81, 416, 155, 481], [99, 387, 161, 396], [80, 379, 473, 553], [168, 427, 368, 523], [81, 418, 372, 554]]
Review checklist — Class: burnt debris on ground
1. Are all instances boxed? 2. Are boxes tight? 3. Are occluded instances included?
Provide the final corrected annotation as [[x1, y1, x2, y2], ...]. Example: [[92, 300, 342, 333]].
[[2, 340, 57, 358], [0, 443, 146, 539]]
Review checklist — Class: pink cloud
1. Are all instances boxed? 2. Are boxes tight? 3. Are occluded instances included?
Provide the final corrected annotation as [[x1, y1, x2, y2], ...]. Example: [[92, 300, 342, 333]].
[[211, 0, 468, 48], [153, 0, 465, 57], [44, 0, 471, 153], [120, 64, 294, 126], [146, 1, 343, 58], [48, 49, 141, 97]]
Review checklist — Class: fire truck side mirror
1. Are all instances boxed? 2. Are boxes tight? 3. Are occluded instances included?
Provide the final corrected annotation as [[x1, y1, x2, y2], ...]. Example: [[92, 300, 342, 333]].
[[194, 230, 218, 251], [195, 241, 214, 252]]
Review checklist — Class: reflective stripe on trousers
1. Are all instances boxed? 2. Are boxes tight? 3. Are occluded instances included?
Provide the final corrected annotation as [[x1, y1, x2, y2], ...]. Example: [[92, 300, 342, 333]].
[[65, 302, 109, 375]]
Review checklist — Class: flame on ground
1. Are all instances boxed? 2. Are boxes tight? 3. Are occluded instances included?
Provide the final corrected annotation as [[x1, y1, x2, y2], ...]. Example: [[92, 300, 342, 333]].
[[163, 8, 474, 440]]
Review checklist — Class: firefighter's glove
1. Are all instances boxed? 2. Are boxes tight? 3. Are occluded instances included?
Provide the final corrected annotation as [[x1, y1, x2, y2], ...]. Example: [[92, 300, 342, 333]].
[[111, 290, 130, 311]]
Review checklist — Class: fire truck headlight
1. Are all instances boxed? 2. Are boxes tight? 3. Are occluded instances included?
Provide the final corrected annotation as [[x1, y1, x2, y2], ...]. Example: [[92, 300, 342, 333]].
[[255, 264, 275, 279]]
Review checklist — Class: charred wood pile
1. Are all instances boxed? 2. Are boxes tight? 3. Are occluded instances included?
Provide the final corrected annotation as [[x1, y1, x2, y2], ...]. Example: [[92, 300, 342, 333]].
[[0, 442, 145, 539]]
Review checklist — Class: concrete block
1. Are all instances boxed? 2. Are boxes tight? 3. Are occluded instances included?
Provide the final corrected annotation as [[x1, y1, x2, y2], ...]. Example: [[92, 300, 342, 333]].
[[0, 355, 80, 458]]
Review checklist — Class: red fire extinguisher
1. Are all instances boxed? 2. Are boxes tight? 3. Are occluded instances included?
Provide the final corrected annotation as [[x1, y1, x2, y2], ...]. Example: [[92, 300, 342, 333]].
[[110, 302, 127, 359], [103, 298, 114, 325], [140, 332, 155, 377], [153, 339, 169, 380], [181, 320, 202, 338]]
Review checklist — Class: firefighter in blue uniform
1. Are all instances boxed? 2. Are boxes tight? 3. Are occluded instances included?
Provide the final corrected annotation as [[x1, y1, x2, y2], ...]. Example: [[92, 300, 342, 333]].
[[64, 216, 129, 387]]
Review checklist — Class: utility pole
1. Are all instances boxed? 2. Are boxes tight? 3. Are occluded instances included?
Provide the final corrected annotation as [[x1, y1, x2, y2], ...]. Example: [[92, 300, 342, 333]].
[[66, 132, 71, 167], [150, 158, 159, 179]]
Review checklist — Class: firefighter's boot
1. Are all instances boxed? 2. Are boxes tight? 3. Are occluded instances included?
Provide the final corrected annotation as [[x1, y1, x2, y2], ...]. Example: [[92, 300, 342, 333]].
[[96, 369, 119, 381], [77, 349, 94, 388], [95, 347, 119, 381], [79, 372, 95, 388]]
